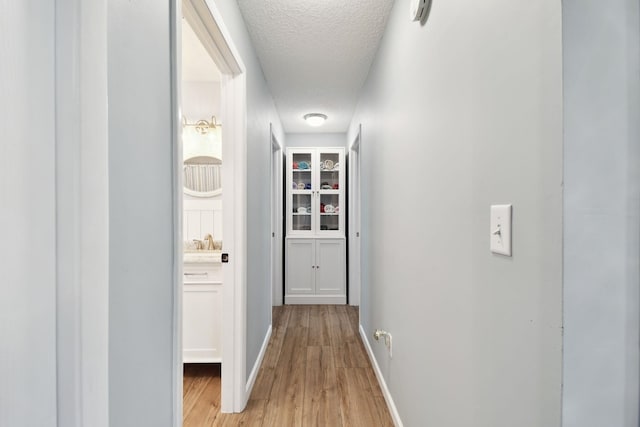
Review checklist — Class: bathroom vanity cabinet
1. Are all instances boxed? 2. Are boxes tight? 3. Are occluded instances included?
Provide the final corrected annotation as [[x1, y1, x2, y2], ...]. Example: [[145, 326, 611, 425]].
[[183, 254, 222, 363], [285, 147, 346, 304]]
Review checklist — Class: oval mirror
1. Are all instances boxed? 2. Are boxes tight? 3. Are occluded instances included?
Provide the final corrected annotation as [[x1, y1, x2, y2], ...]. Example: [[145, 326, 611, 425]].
[[183, 155, 222, 197]]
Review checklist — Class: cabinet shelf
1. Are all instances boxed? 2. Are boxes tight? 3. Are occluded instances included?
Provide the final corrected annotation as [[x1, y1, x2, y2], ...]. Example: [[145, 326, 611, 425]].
[[292, 213, 312, 216]]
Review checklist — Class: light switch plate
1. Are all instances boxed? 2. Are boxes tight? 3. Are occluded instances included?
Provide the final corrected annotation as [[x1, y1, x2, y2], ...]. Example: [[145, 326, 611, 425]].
[[490, 204, 512, 256]]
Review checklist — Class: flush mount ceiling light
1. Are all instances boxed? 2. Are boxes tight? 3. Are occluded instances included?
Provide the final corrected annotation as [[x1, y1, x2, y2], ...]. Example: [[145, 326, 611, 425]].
[[303, 113, 327, 127]]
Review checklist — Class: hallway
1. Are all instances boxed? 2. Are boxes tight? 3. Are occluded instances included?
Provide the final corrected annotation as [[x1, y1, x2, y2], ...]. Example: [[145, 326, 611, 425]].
[[183, 305, 394, 426]]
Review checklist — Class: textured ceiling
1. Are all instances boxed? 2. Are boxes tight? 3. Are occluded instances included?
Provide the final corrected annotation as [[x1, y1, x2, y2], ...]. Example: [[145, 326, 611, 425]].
[[182, 18, 221, 82], [237, 0, 394, 133]]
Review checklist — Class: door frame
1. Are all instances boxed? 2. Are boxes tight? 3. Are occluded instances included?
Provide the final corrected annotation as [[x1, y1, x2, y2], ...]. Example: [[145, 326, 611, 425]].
[[175, 0, 248, 415], [54, 0, 109, 424], [270, 124, 284, 306], [348, 125, 362, 306]]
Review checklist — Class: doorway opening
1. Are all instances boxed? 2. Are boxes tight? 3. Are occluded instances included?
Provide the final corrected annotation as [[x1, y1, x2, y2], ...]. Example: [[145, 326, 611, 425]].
[[270, 126, 284, 307], [181, 12, 224, 424], [174, 0, 248, 421], [348, 125, 362, 308]]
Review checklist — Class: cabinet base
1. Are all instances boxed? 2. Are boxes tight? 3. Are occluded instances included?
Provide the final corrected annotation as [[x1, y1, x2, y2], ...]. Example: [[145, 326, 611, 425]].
[[285, 294, 347, 305]]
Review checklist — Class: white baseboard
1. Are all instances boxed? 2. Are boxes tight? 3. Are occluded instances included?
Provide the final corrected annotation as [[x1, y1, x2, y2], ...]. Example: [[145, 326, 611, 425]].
[[244, 325, 272, 405], [359, 325, 404, 427], [285, 294, 346, 304]]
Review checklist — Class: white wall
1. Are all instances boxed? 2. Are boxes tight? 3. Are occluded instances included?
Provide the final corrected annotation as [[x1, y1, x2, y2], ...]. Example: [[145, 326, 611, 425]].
[[348, 1, 563, 426], [286, 132, 347, 148], [182, 81, 221, 122], [562, 1, 640, 426], [2, 1, 110, 425], [204, 0, 285, 383], [108, 1, 176, 425], [0, 2, 57, 425]]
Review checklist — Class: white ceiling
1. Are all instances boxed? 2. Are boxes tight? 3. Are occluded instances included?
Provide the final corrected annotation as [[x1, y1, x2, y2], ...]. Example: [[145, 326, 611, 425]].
[[182, 18, 221, 82], [237, 0, 394, 133]]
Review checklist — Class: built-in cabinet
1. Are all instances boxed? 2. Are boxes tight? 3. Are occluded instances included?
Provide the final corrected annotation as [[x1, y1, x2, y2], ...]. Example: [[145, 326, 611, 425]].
[[183, 257, 222, 363], [286, 147, 346, 304]]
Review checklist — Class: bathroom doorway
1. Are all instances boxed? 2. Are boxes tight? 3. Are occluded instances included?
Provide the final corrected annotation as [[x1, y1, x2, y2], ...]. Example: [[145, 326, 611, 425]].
[[175, 0, 249, 419]]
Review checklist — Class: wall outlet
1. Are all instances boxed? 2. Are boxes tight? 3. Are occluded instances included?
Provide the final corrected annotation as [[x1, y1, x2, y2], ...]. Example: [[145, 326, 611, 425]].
[[374, 329, 393, 358]]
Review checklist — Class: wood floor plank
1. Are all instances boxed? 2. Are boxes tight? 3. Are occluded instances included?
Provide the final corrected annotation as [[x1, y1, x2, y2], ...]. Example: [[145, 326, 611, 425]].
[[184, 305, 394, 427], [261, 306, 309, 426], [347, 306, 360, 331], [237, 399, 268, 426], [372, 395, 395, 427], [262, 306, 291, 369], [364, 362, 383, 398], [183, 375, 221, 427], [337, 367, 383, 427], [327, 305, 345, 349], [183, 364, 219, 418], [308, 305, 330, 346], [302, 346, 342, 427], [211, 399, 267, 427], [250, 366, 276, 400]]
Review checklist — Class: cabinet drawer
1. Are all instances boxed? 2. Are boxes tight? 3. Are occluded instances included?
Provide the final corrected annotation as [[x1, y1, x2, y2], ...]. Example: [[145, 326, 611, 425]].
[[183, 263, 221, 284]]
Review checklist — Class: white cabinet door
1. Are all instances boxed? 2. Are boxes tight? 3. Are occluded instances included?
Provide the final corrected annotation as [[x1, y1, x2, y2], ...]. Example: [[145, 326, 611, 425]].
[[315, 239, 346, 295], [286, 239, 315, 294], [183, 262, 222, 363], [285, 238, 346, 304]]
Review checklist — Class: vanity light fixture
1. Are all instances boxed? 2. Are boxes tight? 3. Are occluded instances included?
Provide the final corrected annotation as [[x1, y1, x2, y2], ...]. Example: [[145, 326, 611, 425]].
[[182, 115, 220, 134], [303, 113, 327, 127]]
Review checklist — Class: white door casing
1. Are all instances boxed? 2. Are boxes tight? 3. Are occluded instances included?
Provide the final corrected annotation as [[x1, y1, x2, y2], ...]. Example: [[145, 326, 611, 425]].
[[270, 126, 284, 306], [348, 126, 362, 306], [180, 0, 248, 414]]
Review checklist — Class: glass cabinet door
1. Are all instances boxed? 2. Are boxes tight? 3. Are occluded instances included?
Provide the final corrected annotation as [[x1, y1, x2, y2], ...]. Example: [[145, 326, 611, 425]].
[[291, 193, 312, 231], [318, 150, 343, 235], [289, 150, 314, 234]]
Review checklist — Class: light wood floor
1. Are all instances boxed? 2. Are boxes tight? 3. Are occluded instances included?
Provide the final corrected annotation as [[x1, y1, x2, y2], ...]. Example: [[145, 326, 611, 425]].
[[183, 305, 394, 426]]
